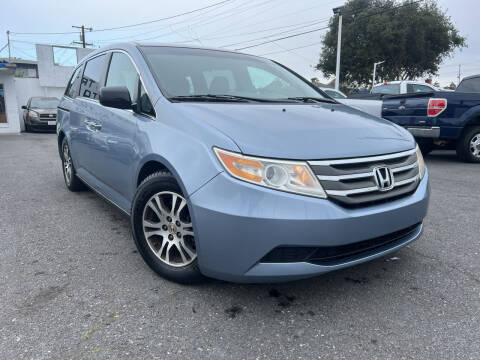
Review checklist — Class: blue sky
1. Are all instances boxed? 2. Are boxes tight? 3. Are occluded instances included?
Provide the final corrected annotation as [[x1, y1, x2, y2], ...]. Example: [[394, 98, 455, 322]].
[[0, 0, 477, 86]]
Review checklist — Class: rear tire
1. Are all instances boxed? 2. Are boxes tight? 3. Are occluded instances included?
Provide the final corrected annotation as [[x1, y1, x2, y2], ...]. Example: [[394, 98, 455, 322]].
[[456, 126, 480, 163], [61, 138, 87, 191], [131, 171, 203, 284]]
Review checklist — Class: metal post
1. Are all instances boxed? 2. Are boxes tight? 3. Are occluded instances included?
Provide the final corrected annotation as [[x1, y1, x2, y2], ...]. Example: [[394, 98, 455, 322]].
[[6, 30, 11, 62], [81, 26, 86, 48], [335, 14, 342, 90], [372, 61, 385, 89], [72, 25, 93, 48]]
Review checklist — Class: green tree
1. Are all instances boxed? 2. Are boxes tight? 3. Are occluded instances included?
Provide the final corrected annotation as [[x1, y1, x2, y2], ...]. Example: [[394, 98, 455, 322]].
[[317, 0, 466, 88]]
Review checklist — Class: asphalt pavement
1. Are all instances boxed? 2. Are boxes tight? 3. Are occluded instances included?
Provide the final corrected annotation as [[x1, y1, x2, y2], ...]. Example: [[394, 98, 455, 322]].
[[0, 133, 479, 360]]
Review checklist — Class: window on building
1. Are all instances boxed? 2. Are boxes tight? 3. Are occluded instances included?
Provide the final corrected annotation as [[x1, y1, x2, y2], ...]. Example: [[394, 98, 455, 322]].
[[105, 52, 139, 100], [53, 46, 77, 67], [80, 55, 107, 100], [14, 66, 38, 78]]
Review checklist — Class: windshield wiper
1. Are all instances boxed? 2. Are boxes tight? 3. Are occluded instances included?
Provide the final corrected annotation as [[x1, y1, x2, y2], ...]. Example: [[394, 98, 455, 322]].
[[170, 94, 301, 103], [170, 94, 265, 103], [286, 97, 336, 104]]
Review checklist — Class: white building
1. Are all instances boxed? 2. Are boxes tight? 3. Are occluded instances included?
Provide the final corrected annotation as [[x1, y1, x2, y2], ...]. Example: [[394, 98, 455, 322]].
[[0, 44, 92, 134]]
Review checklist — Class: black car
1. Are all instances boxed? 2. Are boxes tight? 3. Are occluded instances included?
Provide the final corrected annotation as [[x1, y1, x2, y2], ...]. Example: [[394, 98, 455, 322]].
[[22, 97, 59, 132]]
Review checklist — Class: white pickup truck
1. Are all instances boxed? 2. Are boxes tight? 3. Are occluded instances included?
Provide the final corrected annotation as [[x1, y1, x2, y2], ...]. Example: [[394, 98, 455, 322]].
[[319, 87, 383, 117], [371, 81, 444, 95]]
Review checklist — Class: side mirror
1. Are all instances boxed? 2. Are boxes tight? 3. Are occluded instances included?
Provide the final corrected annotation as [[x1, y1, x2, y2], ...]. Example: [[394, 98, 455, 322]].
[[99, 86, 132, 110], [21, 105, 27, 110]]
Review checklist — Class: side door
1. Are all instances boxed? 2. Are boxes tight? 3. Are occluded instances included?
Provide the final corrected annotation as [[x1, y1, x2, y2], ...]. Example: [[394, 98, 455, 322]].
[[89, 51, 153, 205], [74, 54, 109, 180]]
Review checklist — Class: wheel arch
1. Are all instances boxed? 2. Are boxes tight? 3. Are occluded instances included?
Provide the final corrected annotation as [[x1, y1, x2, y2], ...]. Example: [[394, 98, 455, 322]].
[[135, 155, 190, 198]]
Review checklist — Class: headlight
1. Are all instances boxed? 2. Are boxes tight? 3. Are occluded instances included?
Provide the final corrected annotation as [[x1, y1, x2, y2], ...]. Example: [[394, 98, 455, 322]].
[[28, 110, 39, 119], [213, 147, 327, 198], [416, 144, 426, 180]]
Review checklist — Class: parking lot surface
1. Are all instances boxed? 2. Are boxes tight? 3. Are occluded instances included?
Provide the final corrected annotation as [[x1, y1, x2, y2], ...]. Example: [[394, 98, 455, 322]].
[[0, 133, 479, 360]]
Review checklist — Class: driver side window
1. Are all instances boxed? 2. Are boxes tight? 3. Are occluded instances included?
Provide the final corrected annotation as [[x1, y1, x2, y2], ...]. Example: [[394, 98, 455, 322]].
[[106, 52, 139, 101]]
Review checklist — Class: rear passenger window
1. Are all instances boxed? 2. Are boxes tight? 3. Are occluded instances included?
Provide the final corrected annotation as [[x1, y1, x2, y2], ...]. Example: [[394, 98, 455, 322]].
[[106, 52, 139, 100], [65, 66, 82, 98], [80, 54, 107, 100]]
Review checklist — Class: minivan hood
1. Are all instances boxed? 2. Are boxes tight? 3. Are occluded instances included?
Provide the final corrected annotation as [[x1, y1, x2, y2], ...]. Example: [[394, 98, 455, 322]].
[[176, 103, 415, 159]]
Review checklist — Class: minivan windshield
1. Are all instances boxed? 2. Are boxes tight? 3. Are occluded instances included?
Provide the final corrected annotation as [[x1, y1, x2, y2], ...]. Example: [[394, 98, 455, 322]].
[[141, 46, 327, 102], [30, 98, 59, 108]]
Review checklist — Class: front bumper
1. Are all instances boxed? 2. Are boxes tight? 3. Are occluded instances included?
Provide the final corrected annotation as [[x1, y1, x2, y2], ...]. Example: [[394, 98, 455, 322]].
[[406, 126, 440, 138], [27, 118, 56, 132], [190, 169, 430, 283]]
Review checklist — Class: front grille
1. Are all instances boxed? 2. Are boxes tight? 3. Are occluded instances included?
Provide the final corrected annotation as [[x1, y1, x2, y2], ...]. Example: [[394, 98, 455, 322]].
[[39, 114, 56, 121], [260, 222, 421, 265], [308, 149, 420, 207]]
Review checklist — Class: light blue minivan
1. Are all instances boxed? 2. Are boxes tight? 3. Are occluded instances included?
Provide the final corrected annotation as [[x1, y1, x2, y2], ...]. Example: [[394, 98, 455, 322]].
[[57, 43, 429, 283]]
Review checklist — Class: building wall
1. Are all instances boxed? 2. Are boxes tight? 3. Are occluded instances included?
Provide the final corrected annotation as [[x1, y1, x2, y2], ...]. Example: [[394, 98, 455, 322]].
[[0, 71, 20, 134]]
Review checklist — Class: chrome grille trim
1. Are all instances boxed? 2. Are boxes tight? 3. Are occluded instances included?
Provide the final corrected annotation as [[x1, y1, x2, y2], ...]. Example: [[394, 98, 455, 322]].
[[325, 175, 419, 197], [316, 162, 418, 182], [309, 148, 416, 166], [308, 148, 420, 207]]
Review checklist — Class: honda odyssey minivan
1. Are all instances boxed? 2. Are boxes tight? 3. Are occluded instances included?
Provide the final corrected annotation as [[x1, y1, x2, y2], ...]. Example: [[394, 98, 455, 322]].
[[57, 43, 429, 283]]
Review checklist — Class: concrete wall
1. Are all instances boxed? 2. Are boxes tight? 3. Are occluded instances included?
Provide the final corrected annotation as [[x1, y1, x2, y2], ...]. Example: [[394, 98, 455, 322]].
[[36, 45, 75, 88], [0, 71, 21, 134], [35, 45, 93, 88]]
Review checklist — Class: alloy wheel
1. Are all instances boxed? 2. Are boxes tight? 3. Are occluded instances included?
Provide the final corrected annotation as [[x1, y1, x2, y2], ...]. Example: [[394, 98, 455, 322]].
[[63, 142, 73, 185], [142, 191, 196, 267], [470, 133, 480, 159]]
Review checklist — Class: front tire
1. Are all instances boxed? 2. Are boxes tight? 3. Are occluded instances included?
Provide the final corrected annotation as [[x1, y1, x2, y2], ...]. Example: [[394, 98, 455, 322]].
[[418, 141, 435, 156], [131, 171, 203, 284], [61, 138, 87, 191], [456, 126, 480, 163]]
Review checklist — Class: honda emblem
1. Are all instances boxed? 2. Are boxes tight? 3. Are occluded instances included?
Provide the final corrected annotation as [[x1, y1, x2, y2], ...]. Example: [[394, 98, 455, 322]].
[[373, 167, 394, 191]]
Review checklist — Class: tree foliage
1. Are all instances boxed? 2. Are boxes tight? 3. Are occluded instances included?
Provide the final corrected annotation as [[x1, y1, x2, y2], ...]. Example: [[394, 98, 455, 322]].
[[316, 0, 466, 88]]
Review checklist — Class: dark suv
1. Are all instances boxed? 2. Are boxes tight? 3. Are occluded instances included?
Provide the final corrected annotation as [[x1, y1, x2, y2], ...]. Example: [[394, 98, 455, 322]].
[[22, 97, 59, 132]]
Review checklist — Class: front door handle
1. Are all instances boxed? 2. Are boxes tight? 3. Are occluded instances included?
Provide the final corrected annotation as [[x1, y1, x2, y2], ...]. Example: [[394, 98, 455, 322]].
[[84, 119, 102, 131]]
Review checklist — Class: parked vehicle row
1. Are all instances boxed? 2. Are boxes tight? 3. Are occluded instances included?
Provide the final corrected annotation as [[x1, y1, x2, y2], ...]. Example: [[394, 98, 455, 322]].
[[57, 43, 429, 284]]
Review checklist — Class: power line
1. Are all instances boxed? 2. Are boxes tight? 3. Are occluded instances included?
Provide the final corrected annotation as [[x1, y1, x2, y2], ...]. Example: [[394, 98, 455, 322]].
[[92, 0, 232, 32], [9, 0, 231, 37], [233, 0, 425, 51], [258, 41, 323, 56]]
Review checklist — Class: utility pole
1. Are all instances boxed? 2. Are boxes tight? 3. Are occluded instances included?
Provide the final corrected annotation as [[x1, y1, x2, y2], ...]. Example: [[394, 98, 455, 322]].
[[457, 64, 461, 85], [72, 25, 93, 48], [6, 30, 11, 62], [333, 6, 344, 91], [372, 61, 385, 89]]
